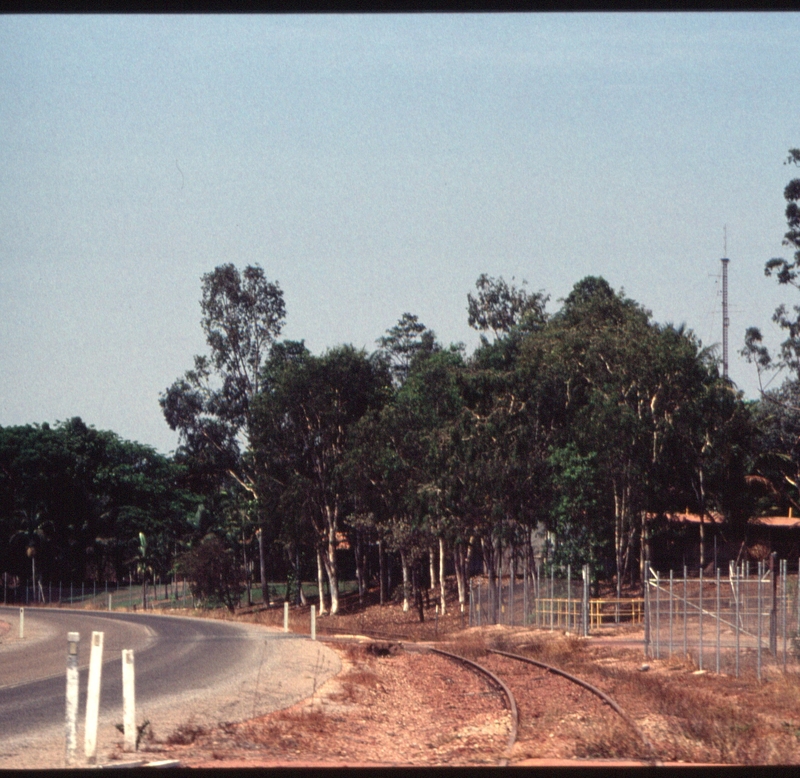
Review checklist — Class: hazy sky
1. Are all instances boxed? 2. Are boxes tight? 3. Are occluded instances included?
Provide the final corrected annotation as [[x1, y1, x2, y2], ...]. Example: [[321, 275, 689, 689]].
[[1, 13, 799, 455]]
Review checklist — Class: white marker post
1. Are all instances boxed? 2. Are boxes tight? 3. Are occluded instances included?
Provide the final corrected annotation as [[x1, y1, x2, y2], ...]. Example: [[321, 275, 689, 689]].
[[284, 602, 289, 633], [122, 650, 136, 752], [84, 631, 104, 763], [311, 605, 316, 641], [108, 594, 113, 612], [65, 632, 80, 767], [19, 608, 24, 639]]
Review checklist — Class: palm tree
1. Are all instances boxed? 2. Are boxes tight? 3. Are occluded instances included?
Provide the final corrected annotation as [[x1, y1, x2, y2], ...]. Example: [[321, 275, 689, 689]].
[[11, 508, 53, 603]]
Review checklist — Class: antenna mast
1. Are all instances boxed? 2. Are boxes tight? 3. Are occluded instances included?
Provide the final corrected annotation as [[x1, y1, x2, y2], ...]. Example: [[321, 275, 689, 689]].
[[721, 227, 729, 379]]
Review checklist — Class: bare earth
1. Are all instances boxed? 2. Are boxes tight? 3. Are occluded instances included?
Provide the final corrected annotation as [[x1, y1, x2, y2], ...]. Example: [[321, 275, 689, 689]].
[[4, 593, 800, 768]]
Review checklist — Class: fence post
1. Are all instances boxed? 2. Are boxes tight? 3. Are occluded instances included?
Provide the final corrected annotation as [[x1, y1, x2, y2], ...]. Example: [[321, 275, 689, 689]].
[[781, 558, 787, 673], [698, 567, 704, 671], [283, 602, 289, 633], [65, 632, 80, 767], [683, 565, 688, 658], [669, 569, 674, 657], [84, 631, 104, 763], [654, 570, 660, 660], [19, 608, 24, 639], [757, 560, 763, 682], [567, 564, 572, 632], [770, 552, 778, 657], [582, 565, 589, 637], [122, 650, 136, 752], [735, 564, 740, 678]]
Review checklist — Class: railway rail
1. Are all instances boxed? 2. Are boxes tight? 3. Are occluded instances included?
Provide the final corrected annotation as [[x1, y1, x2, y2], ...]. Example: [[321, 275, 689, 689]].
[[324, 629, 658, 766], [435, 646, 659, 766]]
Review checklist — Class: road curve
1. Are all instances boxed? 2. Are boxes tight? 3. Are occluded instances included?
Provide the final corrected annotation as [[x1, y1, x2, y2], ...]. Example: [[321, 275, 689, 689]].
[[0, 607, 340, 768]]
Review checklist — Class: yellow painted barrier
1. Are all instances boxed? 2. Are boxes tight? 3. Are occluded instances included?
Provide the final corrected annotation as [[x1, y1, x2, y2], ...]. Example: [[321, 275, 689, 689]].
[[531, 598, 644, 629]]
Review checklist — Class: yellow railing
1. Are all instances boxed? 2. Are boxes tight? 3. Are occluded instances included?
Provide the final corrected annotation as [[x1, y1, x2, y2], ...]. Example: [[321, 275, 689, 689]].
[[590, 598, 644, 628], [530, 598, 644, 628]]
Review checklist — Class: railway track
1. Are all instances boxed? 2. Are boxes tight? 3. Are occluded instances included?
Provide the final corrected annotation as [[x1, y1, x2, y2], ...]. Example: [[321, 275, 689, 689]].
[[432, 646, 660, 766], [323, 627, 658, 765]]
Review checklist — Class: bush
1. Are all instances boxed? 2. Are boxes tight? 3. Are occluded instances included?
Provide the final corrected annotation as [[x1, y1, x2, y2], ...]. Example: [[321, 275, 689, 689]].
[[176, 534, 244, 613]]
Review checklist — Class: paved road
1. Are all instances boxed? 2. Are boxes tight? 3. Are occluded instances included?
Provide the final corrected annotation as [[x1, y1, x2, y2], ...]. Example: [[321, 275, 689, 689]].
[[0, 607, 340, 767]]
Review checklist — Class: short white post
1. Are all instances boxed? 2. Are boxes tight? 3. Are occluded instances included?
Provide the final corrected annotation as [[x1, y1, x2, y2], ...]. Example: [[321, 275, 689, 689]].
[[284, 602, 289, 633], [122, 650, 136, 752], [84, 631, 104, 763], [65, 632, 80, 767], [108, 593, 112, 612], [19, 607, 24, 639], [311, 605, 316, 640]]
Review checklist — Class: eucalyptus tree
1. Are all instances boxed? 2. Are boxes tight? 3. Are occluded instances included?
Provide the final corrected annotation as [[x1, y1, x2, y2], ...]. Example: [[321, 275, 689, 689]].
[[160, 264, 286, 597], [467, 273, 549, 340], [519, 277, 732, 587], [251, 343, 391, 615], [376, 312, 441, 386]]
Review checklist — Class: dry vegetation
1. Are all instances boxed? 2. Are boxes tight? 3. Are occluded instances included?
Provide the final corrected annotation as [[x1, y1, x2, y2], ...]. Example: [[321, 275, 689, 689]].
[[129, 587, 800, 766]]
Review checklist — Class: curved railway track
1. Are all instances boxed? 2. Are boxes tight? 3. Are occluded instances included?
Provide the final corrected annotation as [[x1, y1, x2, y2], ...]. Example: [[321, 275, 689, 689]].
[[435, 646, 659, 766], [325, 628, 658, 766]]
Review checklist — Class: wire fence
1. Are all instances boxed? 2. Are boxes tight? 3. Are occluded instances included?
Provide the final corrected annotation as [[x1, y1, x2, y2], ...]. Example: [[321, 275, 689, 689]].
[[469, 564, 594, 636], [1, 577, 195, 611], [645, 558, 800, 680]]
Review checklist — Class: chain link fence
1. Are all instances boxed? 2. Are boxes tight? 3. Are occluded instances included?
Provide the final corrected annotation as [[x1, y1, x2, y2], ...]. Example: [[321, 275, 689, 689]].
[[645, 558, 800, 679], [469, 564, 594, 635]]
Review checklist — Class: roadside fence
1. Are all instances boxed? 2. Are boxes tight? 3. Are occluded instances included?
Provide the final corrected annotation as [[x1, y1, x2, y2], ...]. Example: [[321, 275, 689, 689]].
[[469, 564, 595, 636], [1, 577, 195, 611], [644, 557, 800, 680]]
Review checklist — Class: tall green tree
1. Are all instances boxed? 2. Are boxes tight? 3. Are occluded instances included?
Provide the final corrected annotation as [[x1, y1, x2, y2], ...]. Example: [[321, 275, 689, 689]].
[[160, 264, 285, 498], [160, 264, 285, 598], [252, 344, 391, 614], [467, 273, 548, 339]]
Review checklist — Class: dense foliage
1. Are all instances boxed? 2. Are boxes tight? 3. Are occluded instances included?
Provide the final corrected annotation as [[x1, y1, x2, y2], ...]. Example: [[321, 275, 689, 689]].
[[11, 147, 800, 608]]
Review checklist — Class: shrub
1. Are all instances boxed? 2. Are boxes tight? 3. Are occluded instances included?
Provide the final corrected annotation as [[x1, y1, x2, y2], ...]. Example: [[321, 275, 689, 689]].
[[176, 534, 244, 613]]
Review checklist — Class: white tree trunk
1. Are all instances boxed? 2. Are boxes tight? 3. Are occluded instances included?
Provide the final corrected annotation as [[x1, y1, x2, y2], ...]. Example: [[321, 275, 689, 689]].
[[439, 536, 446, 615], [316, 547, 327, 616], [454, 545, 465, 611], [325, 537, 340, 615], [400, 549, 410, 612], [429, 544, 438, 594]]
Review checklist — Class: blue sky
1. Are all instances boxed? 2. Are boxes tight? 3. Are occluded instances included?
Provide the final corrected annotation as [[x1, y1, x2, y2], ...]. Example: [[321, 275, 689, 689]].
[[1, 13, 799, 454]]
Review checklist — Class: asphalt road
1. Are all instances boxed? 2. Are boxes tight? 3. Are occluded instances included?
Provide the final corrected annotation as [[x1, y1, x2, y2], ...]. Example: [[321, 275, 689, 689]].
[[0, 607, 340, 766]]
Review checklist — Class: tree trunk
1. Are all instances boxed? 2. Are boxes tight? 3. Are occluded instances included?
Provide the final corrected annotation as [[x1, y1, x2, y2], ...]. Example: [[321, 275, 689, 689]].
[[257, 528, 269, 605], [454, 544, 465, 612], [355, 531, 364, 605], [324, 535, 339, 615], [400, 549, 410, 612], [378, 538, 385, 606], [639, 510, 649, 586], [316, 547, 327, 615], [297, 548, 307, 606], [429, 544, 438, 594], [438, 536, 446, 615], [412, 564, 424, 623], [243, 531, 252, 607], [483, 536, 497, 621]]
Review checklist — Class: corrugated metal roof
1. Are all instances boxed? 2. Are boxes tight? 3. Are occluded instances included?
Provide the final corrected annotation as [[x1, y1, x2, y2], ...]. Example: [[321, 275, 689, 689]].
[[651, 512, 800, 529], [750, 516, 800, 529]]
